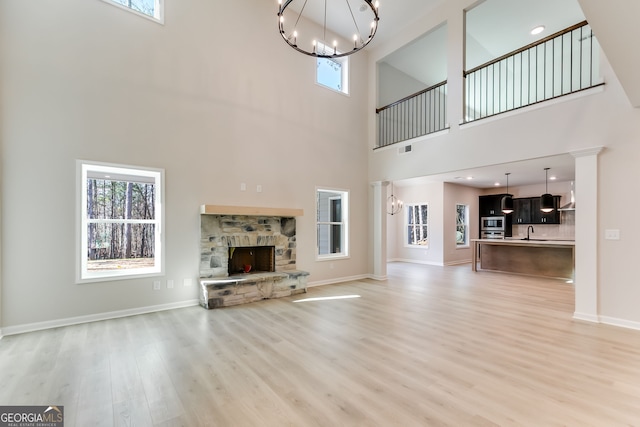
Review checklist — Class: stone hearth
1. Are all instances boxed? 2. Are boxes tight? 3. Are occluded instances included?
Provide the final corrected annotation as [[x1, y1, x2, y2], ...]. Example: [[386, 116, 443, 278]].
[[199, 205, 308, 308]]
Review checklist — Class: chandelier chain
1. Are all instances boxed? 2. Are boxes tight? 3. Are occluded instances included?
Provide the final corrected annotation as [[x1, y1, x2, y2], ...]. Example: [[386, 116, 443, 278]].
[[344, 0, 362, 43]]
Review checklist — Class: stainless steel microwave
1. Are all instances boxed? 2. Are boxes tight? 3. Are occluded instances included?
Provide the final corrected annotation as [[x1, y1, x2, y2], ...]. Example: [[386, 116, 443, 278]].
[[481, 216, 505, 231]]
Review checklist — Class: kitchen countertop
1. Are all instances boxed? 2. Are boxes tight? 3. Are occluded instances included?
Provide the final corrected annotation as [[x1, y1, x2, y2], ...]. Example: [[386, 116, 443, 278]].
[[471, 238, 575, 246]]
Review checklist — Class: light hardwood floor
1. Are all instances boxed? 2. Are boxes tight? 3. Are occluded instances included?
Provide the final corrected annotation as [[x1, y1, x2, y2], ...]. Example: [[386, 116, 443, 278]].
[[1, 262, 640, 426]]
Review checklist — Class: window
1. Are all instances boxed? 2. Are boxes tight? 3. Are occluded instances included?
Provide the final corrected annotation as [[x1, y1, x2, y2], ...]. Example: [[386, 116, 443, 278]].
[[316, 188, 349, 259], [407, 203, 428, 247], [456, 204, 469, 247], [100, 0, 164, 23], [78, 161, 164, 282], [316, 42, 349, 94]]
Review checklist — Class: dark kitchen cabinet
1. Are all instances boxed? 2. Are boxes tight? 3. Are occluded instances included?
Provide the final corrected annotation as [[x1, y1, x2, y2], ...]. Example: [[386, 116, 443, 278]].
[[479, 194, 512, 237], [530, 196, 561, 224], [513, 196, 561, 224], [513, 198, 531, 224], [479, 194, 509, 216]]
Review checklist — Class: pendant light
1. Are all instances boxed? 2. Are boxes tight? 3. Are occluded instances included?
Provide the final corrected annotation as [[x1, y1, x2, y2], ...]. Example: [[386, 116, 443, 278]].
[[540, 167, 554, 213], [501, 172, 514, 214], [387, 182, 403, 215]]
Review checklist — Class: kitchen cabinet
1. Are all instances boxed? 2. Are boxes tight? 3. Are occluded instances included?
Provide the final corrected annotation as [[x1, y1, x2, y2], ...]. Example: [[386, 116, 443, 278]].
[[479, 194, 510, 216], [513, 196, 561, 224], [531, 196, 561, 224], [513, 198, 531, 224]]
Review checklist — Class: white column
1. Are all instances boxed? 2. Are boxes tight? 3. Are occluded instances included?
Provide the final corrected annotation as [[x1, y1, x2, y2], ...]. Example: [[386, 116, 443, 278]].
[[371, 181, 388, 280], [572, 146, 604, 322]]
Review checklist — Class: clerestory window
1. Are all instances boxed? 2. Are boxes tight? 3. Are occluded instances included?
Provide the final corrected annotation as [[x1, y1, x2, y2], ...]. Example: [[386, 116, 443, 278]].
[[315, 42, 349, 95], [100, 0, 164, 23]]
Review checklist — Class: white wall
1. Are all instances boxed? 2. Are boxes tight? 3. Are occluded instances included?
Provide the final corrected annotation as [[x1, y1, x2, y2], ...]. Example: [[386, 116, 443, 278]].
[[0, 0, 370, 329], [388, 182, 444, 265], [377, 62, 428, 107], [387, 182, 479, 266], [368, 0, 640, 326]]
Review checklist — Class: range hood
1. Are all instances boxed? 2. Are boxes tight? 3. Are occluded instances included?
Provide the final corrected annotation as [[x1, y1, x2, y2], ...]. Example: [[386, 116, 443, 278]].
[[559, 181, 575, 211]]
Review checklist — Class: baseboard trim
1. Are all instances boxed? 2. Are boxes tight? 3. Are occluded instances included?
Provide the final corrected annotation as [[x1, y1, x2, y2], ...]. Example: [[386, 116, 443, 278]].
[[391, 258, 444, 266], [307, 274, 370, 287], [1, 299, 200, 336], [444, 260, 472, 266], [599, 316, 640, 331], [368, 274, 387, 281], [572, 312, 599, 323]]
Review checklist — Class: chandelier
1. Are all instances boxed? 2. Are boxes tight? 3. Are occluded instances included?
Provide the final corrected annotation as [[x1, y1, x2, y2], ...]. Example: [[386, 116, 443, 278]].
[[277, 0, 380, 58], [387, 182, 403, 216]]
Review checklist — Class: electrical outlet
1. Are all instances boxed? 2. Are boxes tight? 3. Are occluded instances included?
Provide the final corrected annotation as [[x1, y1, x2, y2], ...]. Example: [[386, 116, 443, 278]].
[[167, 279, 174, 289], [605, 229, 620, 240], [183, 278, 193, 287], [240, 183, 246, 191], [256, 184, 263, 193], [153, 281, 161, 291]]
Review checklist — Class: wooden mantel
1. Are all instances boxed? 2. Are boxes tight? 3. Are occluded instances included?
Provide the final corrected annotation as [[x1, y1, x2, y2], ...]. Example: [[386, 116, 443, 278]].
[[200, 205, 304, 217]]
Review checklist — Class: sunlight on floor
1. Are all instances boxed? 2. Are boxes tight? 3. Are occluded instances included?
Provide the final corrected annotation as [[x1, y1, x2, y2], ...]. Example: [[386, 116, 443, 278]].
[[293, 295, 361, 303]]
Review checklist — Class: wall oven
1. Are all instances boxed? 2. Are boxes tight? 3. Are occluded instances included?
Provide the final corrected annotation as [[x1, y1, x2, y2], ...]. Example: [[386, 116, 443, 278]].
[[481, 216, 505, 232], [481, 230, 505, 239], [481, 216, 505, 239]]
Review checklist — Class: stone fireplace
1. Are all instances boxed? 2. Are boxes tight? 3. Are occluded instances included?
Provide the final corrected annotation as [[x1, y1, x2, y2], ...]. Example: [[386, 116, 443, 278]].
[[199, 205, 308, 308]]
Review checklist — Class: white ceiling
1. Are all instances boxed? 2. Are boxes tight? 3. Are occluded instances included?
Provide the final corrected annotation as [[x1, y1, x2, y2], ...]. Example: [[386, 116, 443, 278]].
[[395, 154, 575, 189]]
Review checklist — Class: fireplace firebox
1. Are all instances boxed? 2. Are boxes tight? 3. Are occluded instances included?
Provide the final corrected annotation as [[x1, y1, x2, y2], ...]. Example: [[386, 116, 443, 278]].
[[228, 246, 275, 275]]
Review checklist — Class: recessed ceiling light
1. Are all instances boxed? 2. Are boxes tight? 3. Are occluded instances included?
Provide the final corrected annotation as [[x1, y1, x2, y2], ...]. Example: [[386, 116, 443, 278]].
[[466, 176, 473, 180], [531, 25, 545, 35], [494, 182, 500, 186], [550, 176, 557, 180]]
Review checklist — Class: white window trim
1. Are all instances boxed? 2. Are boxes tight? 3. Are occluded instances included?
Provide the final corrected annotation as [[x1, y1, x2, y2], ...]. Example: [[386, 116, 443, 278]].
[[315, 42, 350, 96], [316, 187, 350, 261], [456, 203, 470, 248], [99, 0, 165, 25], [76, 160, 165, 284], [405, 202, 429, 249]]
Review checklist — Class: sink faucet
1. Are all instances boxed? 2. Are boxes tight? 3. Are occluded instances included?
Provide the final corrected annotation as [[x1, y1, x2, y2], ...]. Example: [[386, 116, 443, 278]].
[[527, 225, 535, 240]]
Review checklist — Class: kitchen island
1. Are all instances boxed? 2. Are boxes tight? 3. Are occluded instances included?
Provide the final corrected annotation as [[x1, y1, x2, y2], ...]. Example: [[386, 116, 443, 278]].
[[471, 238, 575, 280]]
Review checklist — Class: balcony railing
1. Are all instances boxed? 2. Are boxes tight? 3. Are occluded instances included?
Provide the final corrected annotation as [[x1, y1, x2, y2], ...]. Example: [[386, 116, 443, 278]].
[[374, 22, 603, 149], [464, 21, 603, 122], [375, 81, 448, 149]]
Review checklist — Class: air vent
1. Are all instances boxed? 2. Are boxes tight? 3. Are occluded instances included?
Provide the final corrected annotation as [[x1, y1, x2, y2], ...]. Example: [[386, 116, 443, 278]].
[[398, 145, 412, 155]]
